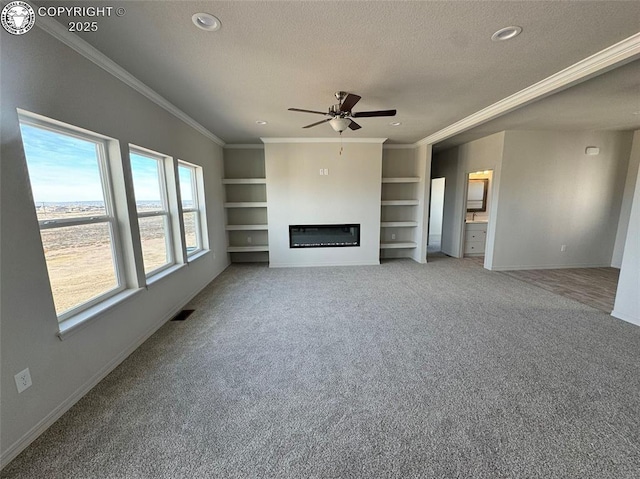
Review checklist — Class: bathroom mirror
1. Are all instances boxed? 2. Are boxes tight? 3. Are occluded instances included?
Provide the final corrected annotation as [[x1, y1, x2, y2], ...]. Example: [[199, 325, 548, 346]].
[[467, 179, 488, 212]]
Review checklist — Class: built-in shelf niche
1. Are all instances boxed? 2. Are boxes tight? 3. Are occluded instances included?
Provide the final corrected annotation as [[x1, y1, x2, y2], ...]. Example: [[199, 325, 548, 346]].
[[224, 201, 268, 208], [380, 241, 417, 249], [380, 221, 418, 227], [222, 178, 267, 184], [225, 224, 268, 231], [223, 148, 269, 262], [226, 207, 268, 226], [380, 148, 422, 259]]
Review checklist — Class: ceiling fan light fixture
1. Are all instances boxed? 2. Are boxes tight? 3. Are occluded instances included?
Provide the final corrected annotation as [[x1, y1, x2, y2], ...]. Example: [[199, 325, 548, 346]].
[[491, 26, 522, 42], [192, 13, 221, 31], [329, 117, 352, 133]]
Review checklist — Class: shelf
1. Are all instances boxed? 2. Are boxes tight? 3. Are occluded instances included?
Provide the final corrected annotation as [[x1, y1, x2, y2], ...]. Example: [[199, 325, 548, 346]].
[[224, 202, 268, 208], [381, 200, 419, 206], [381, 177, 420, 183], [227, 245, 269, 252], [380, 241, 417, 249], [222, 178, 267, 184], [380, 221, 418, 228], [225, 224, 268, 231]]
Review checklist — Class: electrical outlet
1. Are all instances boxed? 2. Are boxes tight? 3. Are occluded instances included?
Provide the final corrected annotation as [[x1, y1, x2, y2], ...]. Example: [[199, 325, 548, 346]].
[[15, 368, 32, 393], [561, 244, 567, 252], [247, 236, 252, 244], [324, 168, 329, 175], [319, 169, 324, 176], [391, 233, 396, 240]]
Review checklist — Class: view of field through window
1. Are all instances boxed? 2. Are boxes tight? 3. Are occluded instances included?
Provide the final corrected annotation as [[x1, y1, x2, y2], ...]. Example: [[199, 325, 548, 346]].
[[20, 122, 122, 316], [179, 164, 200, 253], [130, 151, 172, 275], [20, 122, 198, 317]]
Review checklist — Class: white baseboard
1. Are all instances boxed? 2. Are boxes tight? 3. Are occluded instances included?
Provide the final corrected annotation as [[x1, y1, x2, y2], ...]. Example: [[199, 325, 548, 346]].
[[269, 260, 380, 268], [611, 309, 640, 327], [489, 262, 611, 271], [0, 281, 211, 470]]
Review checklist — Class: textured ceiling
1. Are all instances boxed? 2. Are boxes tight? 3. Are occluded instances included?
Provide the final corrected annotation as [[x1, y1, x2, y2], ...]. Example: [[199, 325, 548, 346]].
[[37, 0, 640, 144], [437, 59, 640, 150]]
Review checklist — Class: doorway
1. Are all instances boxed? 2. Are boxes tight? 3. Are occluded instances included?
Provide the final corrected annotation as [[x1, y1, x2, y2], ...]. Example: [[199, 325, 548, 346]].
[[428, 177, 445, 254], [463, 170, 493, 264]]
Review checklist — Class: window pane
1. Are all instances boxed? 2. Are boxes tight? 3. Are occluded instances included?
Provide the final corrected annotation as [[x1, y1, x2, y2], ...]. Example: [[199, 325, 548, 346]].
[[138, 215, 170, 274], [20, 123, 106, 221], [130, 152, 163, 213], [178, 165, 195, 209], [183, 211, 199, 254], [40, 223, 118, 316]]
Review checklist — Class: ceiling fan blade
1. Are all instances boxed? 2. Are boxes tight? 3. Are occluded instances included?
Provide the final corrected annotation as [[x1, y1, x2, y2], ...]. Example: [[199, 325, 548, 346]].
[[352, 109, 397, 118], [288, 108, 328, 115], [303, 118, 332, 129], [339, 93, 361, 112], [348, 120, 362, 131]]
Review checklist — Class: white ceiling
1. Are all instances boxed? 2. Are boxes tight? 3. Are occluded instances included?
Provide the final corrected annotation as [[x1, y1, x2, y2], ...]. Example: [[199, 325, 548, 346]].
[[37, 1, 640, 145], [437, 58, 640, 150]]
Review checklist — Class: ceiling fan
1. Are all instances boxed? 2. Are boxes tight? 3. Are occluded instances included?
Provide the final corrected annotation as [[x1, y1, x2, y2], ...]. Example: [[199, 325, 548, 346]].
[[288, 91, 397, 133]]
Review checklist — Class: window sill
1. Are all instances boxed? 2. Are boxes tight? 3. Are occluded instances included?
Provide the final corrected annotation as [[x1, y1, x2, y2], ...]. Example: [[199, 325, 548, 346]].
[[186, 249, 210, 263], [57, 288, 144, 341], [146, 263, 186, 287]]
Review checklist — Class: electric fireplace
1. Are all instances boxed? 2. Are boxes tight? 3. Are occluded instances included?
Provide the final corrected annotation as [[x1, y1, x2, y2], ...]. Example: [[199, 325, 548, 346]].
[[289, 224, 360, 248]]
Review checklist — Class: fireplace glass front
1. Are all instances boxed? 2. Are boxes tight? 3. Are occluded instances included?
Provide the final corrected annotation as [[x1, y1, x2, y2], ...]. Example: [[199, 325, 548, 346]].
[[289, 224, 360, 248]]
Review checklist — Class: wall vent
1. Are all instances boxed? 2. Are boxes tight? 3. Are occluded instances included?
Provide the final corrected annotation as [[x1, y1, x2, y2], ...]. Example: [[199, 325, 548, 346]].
[[171, 309, 195, 321]]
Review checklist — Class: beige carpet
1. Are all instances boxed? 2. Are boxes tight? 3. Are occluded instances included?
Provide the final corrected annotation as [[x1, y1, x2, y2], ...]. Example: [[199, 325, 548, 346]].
[[2, 257, 639, 478]]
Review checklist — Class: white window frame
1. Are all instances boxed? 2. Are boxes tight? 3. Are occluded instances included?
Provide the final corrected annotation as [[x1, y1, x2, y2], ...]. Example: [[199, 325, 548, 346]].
[[18, 113, 126, 322], [178, 161, 205, 257], [129, 146, 176, 277]]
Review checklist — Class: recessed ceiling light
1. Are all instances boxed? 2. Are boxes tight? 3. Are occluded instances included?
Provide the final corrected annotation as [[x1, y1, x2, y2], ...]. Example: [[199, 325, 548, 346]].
[[255, 120, 268, 125], [632, 111, 640, 115], [192, 13, 221, 31], [390, 121, 402, 126], [491, 26, 522, 42]]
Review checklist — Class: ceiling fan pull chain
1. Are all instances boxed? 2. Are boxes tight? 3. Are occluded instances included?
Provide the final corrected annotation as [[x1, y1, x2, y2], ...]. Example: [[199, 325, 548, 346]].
[[339, 131, 343, 156]]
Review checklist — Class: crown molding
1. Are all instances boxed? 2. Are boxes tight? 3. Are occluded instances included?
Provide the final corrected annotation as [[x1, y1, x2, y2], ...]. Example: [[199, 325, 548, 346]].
[[224, 144, 265, 149], [35, 17, 226, 147], [416, 32, 640, 146], [261, 137, 387, 144], [383, 144, 416, 149]]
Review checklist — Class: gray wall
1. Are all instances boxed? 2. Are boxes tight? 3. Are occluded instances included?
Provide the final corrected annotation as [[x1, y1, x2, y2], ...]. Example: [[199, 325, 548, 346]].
[[1, 28, 228, 464], [264, 141, 382, 267], [434, 130, 633, 271], [493, 130, 632, 269]]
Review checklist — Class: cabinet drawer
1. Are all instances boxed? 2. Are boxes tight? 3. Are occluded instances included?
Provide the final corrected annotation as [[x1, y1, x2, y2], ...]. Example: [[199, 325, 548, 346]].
[[466, 230, 486, 242], [464, 240, 485, 254]]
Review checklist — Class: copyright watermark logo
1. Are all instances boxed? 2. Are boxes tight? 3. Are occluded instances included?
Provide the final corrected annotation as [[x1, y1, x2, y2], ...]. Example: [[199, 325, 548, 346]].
[[1, 1, 36, 35]]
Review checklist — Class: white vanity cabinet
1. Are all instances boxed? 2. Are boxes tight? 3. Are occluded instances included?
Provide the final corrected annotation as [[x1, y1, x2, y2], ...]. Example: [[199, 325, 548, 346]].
[[464, 222, 487, 256]]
